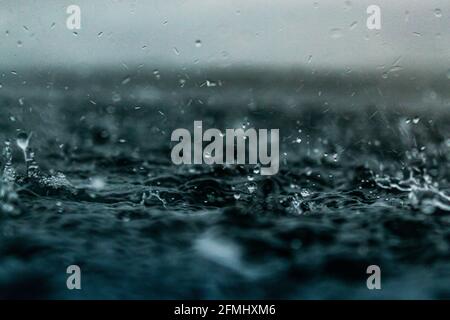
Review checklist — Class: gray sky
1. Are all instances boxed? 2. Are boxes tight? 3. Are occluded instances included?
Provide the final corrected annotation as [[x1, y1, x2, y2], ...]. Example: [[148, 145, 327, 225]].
[[1, 0, 449, 73]]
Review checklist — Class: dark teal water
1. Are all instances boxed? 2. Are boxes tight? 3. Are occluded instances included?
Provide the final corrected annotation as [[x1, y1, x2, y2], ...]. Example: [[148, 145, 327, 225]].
[[1, 76, 450, 299]]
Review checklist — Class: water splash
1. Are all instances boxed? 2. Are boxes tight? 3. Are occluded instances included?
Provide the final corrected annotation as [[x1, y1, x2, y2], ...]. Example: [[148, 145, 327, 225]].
[[374, 170, 450, 214]]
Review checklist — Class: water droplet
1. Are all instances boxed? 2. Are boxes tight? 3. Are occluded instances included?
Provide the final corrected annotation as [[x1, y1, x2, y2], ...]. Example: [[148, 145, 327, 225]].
[[413, 117, 420, 124], [121, 76, 131, 85], [89, 177, 106, 190], [330, 28, 343, 39], [16, 132, 30, 152], [17, 41, 23, 47], [300, 189, 310, 197], [434, 8, 442, 18], [247, 184, 257, 194], [97, 32, 104, 37], [233, 194, 241, 200], [195, 40, 202, 48], [173, 47, 180, 55]]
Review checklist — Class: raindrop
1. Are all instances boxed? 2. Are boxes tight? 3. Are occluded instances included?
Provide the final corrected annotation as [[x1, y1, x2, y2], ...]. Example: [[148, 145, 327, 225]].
[[97, 32, 104, 37], [195, 40, 202, 48], [233, 194, 241, 200], [121, 76, 131, 85], [247, 184, 257, 194], [413, 117, 420, 124], [16, 132, 31, 152], [173, 47, 180, 55], [89, 177, 106, 190], [434, 9, 442, 18], [344, 1, 352, 10], [329, 28, 343, 39], [17, 41, 23, 47]]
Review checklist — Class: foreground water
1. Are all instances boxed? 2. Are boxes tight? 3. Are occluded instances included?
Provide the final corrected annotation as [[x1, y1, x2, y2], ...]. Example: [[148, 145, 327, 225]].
[[1, 76, 450, 299]]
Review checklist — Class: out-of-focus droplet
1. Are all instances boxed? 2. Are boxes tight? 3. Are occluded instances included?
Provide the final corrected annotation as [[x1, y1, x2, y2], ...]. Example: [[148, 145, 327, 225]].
[[89, 177, 106, 191], [173, 47, 180, 55], [434, 8, 442, 18], [413, 117, 420, 124], [233, 194, 241, 200], [16, 132, 30, 152], [344, 1, 352, 10], [195, 40, 202, 48], [330, 28, 343, 39], [121, 76, 131, 85], [17, 41, 23, 47]]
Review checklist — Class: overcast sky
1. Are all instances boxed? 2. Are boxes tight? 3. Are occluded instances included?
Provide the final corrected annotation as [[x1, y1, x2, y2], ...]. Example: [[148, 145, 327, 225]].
[[1, 0, 449, 73]]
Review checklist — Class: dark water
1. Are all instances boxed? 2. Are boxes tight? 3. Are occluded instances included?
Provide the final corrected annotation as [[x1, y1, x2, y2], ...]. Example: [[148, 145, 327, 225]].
[[1, 73, 450, 299]]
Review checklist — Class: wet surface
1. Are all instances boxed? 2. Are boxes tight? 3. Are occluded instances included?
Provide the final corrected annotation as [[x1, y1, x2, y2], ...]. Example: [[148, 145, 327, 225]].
[[1, 77, 450, 299]]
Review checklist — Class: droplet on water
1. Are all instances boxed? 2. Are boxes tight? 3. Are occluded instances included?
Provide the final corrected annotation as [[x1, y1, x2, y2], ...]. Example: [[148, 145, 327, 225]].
[[16, 132, 30, 152], [330, 28, 343, 39]]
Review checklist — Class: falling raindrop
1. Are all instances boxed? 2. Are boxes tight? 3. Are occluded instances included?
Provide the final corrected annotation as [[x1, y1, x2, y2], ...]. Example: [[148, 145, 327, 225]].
[[329, 28, 343, 39]]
